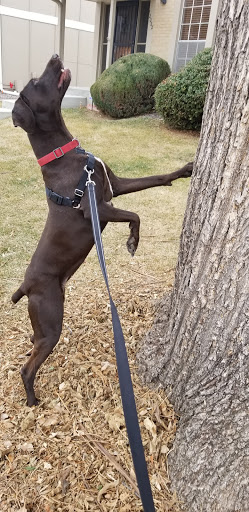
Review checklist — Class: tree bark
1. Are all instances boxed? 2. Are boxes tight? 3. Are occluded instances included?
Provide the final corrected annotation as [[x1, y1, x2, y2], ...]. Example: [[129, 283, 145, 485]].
[[138, 1, 249, 510]]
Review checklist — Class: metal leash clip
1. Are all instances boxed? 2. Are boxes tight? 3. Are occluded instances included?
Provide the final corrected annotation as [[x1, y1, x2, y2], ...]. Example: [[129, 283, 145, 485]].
[[85, 166, 95, 186]]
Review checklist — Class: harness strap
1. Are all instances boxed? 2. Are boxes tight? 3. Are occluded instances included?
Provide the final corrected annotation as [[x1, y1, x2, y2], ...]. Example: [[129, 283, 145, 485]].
[[46, 150, 95, 209], [46, 187, 73, 207], [73, 151, 95, 208]]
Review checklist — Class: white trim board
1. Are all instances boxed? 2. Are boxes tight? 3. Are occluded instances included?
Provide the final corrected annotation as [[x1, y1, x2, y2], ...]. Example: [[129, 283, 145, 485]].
[[0, 5, 94, 32], [0, 14, 2, 89]]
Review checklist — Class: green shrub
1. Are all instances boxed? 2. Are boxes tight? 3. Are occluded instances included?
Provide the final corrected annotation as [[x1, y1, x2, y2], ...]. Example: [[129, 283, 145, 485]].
[[155, 48, 212, 130], [90, 53, 170, 118]]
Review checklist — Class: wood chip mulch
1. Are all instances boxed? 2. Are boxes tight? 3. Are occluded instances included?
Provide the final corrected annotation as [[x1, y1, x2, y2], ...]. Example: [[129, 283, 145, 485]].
[[0, 268, 181, 512]]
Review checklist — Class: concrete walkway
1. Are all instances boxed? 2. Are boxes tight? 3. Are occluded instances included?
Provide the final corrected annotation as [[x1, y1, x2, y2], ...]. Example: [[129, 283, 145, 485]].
[[0, 86, 90, 120]]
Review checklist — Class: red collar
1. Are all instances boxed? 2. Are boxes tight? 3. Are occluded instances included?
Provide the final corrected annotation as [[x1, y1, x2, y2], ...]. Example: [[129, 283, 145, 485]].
[[37, 138, 80, 166]]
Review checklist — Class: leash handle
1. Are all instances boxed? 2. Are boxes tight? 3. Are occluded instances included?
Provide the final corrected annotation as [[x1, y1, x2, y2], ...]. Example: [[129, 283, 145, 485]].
[[87, 182, 156, 512]]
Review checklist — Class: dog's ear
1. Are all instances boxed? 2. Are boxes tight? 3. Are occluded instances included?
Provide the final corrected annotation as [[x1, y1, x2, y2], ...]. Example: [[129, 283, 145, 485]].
[[12, 97, 36, 133]]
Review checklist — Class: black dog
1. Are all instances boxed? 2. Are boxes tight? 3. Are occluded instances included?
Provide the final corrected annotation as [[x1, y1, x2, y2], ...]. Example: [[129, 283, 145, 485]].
[[12, 54, 193, 406]]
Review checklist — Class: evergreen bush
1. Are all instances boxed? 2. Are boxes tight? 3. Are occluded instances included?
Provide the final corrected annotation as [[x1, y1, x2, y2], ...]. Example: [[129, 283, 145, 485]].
[[90, 53, 170, 118], [155, 48, 212, 130]]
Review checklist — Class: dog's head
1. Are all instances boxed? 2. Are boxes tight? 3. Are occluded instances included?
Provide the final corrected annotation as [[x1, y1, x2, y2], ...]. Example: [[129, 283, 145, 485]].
[[12, 55, 71, 133]]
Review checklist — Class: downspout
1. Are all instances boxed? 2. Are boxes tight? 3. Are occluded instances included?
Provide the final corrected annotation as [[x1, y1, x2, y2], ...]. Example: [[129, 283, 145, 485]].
[[0, 13, 3, 90], [58, 0, 66, 60], [106, 0, 116, 68], [52, 0, 66, 60], [205, 0, 221, 47]]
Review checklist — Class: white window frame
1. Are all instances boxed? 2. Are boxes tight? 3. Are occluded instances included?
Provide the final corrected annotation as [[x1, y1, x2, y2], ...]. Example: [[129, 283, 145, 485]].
[[174, 0, 212, 72]]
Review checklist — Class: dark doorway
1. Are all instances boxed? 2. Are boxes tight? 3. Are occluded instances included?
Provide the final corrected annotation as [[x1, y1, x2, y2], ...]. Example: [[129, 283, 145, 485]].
[[112, 1, 139, 62], [100, 1, 150, 74]]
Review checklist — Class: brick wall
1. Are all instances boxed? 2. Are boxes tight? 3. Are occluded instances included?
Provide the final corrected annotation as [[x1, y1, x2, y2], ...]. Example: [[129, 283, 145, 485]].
[[147, 0, 182, 69], [147, 0, 219, 71]]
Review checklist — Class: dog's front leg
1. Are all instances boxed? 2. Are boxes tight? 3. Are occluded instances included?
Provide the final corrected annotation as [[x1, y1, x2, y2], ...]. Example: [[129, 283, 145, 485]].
[[109, 161, 193, 197], [83, 200, 140, 256]]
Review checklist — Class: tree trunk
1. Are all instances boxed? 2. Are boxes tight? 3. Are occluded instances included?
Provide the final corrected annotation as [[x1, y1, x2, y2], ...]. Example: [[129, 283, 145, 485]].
[[138, 1, 249, 511]]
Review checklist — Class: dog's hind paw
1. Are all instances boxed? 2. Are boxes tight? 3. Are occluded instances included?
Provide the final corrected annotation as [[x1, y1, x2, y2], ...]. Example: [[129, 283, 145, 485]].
[[27, 396, 40, 407]]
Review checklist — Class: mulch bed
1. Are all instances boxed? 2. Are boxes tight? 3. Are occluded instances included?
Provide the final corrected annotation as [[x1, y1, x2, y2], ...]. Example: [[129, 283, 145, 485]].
[[0, 264, 181, 511]]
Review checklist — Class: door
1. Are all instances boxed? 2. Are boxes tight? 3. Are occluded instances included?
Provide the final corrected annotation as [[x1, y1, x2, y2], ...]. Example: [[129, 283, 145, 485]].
[[112, 1, 139, 63]]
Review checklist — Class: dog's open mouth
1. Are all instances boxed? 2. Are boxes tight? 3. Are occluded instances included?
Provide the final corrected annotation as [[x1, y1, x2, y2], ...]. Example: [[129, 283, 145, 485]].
[[58, 68, 71, 89]]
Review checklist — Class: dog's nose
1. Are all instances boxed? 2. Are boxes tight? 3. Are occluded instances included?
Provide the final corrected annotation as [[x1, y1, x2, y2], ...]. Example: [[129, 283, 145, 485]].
[[52, 54, 59, 59]]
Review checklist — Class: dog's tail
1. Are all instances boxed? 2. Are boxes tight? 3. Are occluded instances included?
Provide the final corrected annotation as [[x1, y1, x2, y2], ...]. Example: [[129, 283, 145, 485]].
[[12, 286, 25, 304]]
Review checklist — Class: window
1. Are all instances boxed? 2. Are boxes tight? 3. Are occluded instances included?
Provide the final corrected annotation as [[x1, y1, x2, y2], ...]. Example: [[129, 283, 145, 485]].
[[136, 1, 150, 53], [175, 0, 212, 71]]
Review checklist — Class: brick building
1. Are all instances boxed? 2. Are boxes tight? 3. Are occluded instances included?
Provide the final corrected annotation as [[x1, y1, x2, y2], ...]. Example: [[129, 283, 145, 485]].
[[0, 0, 220, 92]]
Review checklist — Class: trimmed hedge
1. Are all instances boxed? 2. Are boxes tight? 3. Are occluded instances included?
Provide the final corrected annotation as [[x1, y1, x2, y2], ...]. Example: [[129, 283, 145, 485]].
[[90, 53, 170, 118], [155, 48, 212, 130]]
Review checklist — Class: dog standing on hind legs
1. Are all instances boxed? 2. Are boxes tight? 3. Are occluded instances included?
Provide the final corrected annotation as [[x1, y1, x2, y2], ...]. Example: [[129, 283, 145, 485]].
[[11, 54, 193, 407]]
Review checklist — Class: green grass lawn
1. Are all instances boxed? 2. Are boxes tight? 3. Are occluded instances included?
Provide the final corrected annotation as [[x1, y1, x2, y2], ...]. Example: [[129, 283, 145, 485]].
[[1, 108, 198, 297]]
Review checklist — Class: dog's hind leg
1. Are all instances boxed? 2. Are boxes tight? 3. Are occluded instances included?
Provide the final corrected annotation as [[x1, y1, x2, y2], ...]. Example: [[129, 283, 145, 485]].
[[21, 280, 64, 406]]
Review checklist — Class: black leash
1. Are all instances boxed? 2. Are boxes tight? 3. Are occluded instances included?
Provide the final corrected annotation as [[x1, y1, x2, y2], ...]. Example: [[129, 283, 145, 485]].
[[45, 148, 156, 510], [86, 172, 156, 512]]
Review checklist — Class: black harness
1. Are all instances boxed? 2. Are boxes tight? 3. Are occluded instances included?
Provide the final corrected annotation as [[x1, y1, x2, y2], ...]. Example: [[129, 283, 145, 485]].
[[45, 147, 95, 209]]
